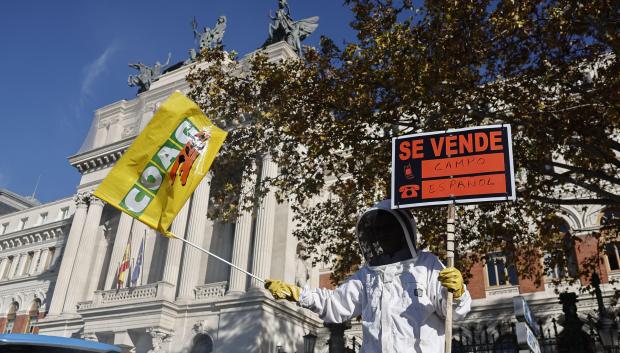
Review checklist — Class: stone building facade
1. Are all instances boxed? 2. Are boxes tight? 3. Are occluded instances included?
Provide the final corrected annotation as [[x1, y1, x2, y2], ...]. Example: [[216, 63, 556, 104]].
[[0, 38, 617, 353]]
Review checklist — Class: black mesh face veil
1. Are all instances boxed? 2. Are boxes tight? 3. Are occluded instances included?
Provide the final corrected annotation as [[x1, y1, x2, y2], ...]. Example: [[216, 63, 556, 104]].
[[357, 208, 414, 266]]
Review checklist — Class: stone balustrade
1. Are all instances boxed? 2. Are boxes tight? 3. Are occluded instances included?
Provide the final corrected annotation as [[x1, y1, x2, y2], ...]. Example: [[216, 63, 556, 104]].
[[77, 281, 175, 310], [194, 281, 228, 300]]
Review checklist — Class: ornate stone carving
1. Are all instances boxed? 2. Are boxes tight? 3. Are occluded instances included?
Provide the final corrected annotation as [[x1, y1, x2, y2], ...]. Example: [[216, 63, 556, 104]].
[[192, 16, 227, 51], [74, 192, 92, 207], [147, 328, 173, 353]]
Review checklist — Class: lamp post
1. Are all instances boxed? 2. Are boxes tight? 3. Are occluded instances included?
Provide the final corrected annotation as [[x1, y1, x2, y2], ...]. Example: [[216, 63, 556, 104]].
[[592, 272, 618, 351], [303, 332, 317, 353]]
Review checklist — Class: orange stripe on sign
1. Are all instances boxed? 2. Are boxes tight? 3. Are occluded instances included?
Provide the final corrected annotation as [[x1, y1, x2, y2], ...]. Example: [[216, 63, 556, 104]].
[[421, 173, 507, 199], [421, 153, 506, 178]]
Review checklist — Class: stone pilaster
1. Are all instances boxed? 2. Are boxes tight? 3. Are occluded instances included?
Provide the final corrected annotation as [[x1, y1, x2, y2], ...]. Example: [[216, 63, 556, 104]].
[[104, 212, 133, 289], [7, 255, 19, 279], [63, 196, 105, 313], [0, 258, 8, 279], [13, 253, 26, 278], [178, 175, 212, 299], [250, 156, 278, 288], [162, 200, 190, 294], [28, 250, 42, 275], [37, 248, 50, 274], [48, 193, 90, 315], [228, 167, 258, 293]]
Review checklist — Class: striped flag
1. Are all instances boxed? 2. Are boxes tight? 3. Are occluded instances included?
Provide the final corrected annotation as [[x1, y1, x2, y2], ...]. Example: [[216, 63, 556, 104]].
[[130, 237, 145, 287], [117, 240, 131, 288]]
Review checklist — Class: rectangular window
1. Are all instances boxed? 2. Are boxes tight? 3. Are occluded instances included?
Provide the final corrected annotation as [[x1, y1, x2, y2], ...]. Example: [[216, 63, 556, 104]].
[[59, 207, 69, 220], [0, 222, 8, 235], [606, 242, 620, 271], [39, 212, 48, 225], [486, 253, 518, 287], [28, 315, 38, 333], [17, 217, 28, 230]]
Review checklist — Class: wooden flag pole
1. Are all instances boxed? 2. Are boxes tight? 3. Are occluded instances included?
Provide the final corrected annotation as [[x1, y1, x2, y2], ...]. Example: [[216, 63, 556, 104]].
[[170, 233, 265, 283], [445, 202, 456, 353]]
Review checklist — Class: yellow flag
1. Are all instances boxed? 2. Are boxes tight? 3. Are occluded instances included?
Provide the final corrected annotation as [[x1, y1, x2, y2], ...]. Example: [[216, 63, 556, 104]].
[[94, 92, 227, 237]]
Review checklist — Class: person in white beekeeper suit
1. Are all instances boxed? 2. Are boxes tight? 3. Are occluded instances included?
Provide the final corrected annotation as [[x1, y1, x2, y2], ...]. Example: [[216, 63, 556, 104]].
[[265, 199, 471, 353]]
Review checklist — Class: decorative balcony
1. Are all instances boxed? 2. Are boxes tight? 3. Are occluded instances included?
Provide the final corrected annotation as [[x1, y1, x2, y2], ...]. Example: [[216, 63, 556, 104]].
[[194, 281, 228, 300], [77, 281, 175, 310]]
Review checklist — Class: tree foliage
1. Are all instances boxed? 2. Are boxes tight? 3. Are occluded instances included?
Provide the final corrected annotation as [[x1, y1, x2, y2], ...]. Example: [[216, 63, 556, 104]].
[[187, 0, 620, 284]]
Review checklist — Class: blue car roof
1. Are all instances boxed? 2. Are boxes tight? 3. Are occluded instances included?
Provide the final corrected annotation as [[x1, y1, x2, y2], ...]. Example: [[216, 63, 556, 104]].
[[0, 333, 123, 352]]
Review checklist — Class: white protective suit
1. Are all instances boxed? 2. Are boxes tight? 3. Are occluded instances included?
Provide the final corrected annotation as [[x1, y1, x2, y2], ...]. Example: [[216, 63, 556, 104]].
[[298, 201, 471, 353]]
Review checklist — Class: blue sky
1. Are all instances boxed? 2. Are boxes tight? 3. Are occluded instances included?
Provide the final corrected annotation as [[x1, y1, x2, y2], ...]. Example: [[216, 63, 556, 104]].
[[0, 0, 354, 203]]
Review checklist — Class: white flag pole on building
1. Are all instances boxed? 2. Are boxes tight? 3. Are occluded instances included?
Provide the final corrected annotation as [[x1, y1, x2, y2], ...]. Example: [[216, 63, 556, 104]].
[[169, 233, 265, 283]]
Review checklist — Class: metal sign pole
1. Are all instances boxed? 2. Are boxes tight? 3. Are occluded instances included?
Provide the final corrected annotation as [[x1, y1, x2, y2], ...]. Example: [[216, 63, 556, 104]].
[[445, 202, 456, 353]]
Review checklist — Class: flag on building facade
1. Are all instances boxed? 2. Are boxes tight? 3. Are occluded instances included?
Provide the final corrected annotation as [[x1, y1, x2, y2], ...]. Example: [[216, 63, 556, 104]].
[[130, 237, 145, 287], [93, 92, 227, 237], [117, 239, 131, 288]]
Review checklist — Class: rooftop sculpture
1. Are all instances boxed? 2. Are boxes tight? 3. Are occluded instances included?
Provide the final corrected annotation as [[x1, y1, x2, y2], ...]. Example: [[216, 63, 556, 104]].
[[263, 0, 319, 56], [128, 53, 171, 94], [193, 16, 227, 51]]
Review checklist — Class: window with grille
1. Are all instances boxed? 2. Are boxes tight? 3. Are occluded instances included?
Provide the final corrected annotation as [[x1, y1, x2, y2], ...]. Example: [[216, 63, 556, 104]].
[[486, 253, 518, 287]]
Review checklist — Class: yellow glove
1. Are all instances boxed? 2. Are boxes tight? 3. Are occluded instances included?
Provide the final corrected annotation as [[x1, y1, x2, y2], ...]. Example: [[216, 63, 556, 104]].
[[438, 267, 465, 299], [264, 279, 301, 302]]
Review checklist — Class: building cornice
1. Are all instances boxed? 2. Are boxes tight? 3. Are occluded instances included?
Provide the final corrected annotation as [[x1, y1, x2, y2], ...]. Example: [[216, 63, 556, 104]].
[[0, 219, 69, 252], [68, 136, 134, 174]]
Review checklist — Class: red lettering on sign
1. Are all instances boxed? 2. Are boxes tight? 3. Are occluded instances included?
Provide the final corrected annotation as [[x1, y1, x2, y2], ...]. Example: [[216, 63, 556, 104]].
[[411, 139, 424, 159], [399, 141, 411, 160], [475, 132, 489, 151], [458, 134, 473, 154], [445, 135, 457, 156], [430, 137, 444, 157], [489, 131, 503, 151]]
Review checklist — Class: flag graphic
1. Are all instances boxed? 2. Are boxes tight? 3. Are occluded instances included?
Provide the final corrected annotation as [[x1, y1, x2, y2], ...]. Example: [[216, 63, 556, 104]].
[[117, 240, 131, 288], [130, 237, 145, 287], [93, 92, 227, 237]]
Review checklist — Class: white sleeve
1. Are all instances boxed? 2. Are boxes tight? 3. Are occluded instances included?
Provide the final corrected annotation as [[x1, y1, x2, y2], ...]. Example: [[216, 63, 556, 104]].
[[298, 272, 364, 323], [427, 257, 472, 321]]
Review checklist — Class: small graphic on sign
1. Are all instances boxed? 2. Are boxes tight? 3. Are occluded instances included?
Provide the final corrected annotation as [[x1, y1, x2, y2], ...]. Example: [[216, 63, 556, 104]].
[[399, 184, 420, 199], [404, 163, 414, 180]]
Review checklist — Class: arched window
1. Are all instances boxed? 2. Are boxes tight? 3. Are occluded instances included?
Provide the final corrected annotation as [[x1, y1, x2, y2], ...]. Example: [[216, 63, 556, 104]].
[[4, 301, 18, 334], [26, 299, 41, 334], [544, 221, 579, 279], [188, 333, 214, 353], [602, 208, 620, 271]]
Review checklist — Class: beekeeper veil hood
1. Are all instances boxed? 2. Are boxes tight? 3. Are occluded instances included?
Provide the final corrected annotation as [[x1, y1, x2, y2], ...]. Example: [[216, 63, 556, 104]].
[[356, 199, 417, 267]]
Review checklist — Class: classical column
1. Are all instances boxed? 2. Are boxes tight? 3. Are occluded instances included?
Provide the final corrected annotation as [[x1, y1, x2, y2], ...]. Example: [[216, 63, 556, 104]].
[[48, 194, 90, 315], [228, 168, 258, 293], [162, 200, 190, 290], [250, 156, 278, 288], [28, 250, 42, 275], [178, 175, 212, 299], [63, 196, 105, 313], [104, 213, 133, 289]]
